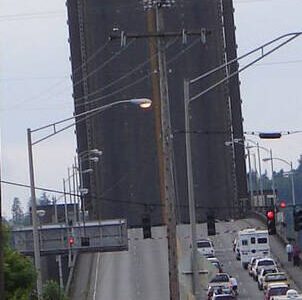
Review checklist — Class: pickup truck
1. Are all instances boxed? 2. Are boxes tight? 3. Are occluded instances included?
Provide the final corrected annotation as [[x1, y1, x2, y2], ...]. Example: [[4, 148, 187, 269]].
[[252, 258, 276, 280], [262, 272, 289, 292], [258, 267, 279, 290]]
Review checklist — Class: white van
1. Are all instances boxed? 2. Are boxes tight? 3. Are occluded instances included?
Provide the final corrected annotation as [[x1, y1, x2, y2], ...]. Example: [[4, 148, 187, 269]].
[[237, 228, 270, 268]]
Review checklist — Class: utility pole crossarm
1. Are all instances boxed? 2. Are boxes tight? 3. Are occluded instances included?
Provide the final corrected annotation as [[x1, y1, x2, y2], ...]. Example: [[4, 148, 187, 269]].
[[109, 29, 211, 41]]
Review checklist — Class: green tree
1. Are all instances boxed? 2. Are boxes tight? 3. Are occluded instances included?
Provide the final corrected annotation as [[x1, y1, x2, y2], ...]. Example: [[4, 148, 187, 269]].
[[3, 226, 36, 299], [38, 193, 51, 206], [11, 197, 24, 226], [42, 280, 68, 300]]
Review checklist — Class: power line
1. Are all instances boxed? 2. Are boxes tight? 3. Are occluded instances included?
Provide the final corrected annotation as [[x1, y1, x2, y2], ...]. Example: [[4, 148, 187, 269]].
[[73, 37, 179, 105], [2, 39, 112, 111], [0, 76, 69, 82], [71, 38, 137, 90], [74, 38, 201, 109], [71, 39, 111, 76], [0, 11, 65, 22], [1, 179, 248, 211]]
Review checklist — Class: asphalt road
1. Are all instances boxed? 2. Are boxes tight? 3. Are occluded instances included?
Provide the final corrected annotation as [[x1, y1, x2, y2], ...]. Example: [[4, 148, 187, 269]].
[[211, 220, 268, 300], [71, 220, 294, 300], [91, 227, 169, 300]]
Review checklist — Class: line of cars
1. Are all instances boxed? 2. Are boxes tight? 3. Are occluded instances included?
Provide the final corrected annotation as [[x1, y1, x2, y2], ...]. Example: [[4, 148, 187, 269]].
[[234, 227, 302, 300], [197, 238, 238, 300]]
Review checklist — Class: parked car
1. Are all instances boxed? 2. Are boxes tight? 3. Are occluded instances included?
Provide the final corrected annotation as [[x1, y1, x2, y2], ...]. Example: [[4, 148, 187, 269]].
[[208, 257, 223, 273], [271, 289, 302, 300], [197, 239, 215, 257], [212, 293, 236, 300], [207, 285, 233, 300], [209, 273, 231, 289], [251, 258, 276, 280], [248, 256, 261, 276], [262, 273, 289, 292], [258, 268, 278, 290], [264, 283, 289, 300]]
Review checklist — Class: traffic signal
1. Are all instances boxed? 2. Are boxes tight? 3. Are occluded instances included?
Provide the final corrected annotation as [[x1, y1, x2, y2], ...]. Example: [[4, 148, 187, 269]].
[[207, 214, 216, 236], [266, 210, 276, 235], [294, 208, 302, 231], [69, 236, 75, 247], [259, 132, 282, 139], [81, 236, 90, 247], [280, 202, 286, 209], [142, 216, 151, 239]]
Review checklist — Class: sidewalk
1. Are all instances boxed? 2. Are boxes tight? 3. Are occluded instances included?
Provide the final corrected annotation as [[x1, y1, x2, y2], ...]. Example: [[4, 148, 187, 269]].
[[245, 217, 302, 291]]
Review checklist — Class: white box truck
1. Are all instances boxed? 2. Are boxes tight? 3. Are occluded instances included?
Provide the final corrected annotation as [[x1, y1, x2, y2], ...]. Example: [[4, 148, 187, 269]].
[[236, 228, 270, 268]]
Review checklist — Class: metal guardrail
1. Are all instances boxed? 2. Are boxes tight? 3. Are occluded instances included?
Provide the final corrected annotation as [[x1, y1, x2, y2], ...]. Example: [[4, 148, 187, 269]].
[[11, 219, 128, 256]]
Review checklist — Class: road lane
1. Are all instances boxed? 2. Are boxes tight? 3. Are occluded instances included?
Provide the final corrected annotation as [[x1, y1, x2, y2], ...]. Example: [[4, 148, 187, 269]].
[[72, 220, 297, 300], [94, 227, 169, 300], [212, 221, 266, 300]]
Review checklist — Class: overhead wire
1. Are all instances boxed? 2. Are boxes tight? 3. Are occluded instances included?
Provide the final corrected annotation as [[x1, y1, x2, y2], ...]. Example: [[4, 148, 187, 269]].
[[1, 37, 111, 111], [73, 36, 180, 105], [71, 39, 111, 76], [0, 11, 65, 22], [74, 38, 201, 109], [71, 38, 137, 90]]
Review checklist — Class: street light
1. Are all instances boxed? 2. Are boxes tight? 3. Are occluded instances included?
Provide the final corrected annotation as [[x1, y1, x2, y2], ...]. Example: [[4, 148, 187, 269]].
[[263, 157, 296, 206], [27, 97, 152, 299], [225, 140, 254, 210], [246, 141, 276, 210], [182, 32, 302, 299]]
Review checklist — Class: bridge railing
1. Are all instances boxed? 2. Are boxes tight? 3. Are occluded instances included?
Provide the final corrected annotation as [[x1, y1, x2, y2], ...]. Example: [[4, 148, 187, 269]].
[[11, 219, 128, 256]]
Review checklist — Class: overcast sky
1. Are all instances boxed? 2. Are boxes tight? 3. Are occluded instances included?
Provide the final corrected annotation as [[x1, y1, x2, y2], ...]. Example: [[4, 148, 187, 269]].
[[1, 0, 302, 217]]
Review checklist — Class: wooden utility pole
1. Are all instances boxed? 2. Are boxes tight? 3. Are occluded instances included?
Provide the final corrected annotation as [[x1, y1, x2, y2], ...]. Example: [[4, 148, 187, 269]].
[[146, 8, 167, 224], [109, 2, 207, 297], [155, 4, 180, 300]]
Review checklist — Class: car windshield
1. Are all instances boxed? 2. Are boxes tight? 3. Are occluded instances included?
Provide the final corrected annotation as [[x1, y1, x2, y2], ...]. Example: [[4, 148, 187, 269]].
[[197, 241, 211, 248], [214, 296, 235, 300], [263, 269, 277, 276], [266, 274, 287, 282], [258, 260, 274, 266], [211, 286, 230, 292], [211, 274, 229, 282], [269, 287, 288, 296]]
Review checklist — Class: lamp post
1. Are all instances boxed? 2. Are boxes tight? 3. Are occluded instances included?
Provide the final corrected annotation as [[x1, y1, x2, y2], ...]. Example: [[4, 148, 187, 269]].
[[182, 32, 302, 299], [76, 150, 102, 227], [245, 140, 276, 206], [225, 140, 253, 209], [27, 98, 151, 299], [263, 157, 295, 206], [232, 139, 275, 211]]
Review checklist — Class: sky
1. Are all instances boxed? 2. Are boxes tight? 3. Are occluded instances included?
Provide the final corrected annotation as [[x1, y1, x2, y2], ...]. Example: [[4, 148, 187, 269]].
[[1, 0, 302, 218]]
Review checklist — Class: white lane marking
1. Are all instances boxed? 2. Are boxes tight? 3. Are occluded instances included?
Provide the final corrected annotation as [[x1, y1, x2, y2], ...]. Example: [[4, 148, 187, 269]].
[[93, 253, 101, 300]]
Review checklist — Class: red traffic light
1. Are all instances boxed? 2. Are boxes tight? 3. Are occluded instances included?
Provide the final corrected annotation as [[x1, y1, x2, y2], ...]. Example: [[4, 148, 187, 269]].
[[69, 236, 75, 246], [267, 211, 275, 219], [280, 202, 286, 209]]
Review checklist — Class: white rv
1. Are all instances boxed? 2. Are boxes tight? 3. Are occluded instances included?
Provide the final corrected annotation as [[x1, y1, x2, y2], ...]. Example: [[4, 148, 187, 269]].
[[236, 228, 270, 268]]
